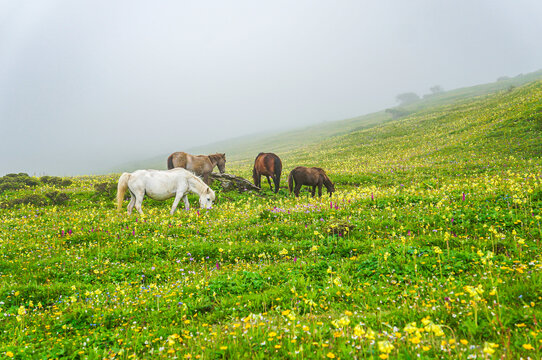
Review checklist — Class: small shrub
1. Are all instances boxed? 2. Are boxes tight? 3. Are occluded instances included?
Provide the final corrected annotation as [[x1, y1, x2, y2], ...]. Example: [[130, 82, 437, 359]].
[[40, 176, 72, 187], [0, 194, 48, 208], [45, 191, 70, 205], [385, 107, 411, 119], [0, 173, 40, 193], [93, 182, 117, 199]]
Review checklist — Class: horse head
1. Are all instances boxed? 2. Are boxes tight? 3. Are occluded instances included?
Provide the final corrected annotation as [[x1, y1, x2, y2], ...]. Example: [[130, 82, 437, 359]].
[[323, 175, 335, 196], [217, 153, 226, 174], [199, 187, 216, 209], [210, 153, 226, 174]]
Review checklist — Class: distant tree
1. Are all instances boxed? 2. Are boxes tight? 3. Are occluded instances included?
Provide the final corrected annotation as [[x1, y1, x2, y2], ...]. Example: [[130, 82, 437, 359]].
[[430, 85, 443, 94], [395, 92, 420, 105], [497, 76, 510, 82], [385, 107, 410, 119]]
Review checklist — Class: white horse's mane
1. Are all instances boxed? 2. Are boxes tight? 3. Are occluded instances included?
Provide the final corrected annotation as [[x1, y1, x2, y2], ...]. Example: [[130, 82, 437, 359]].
[[169, 168, 209, 193]]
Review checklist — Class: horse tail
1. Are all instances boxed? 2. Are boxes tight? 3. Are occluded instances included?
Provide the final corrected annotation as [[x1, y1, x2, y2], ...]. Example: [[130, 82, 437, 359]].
[[273, 155, 282, 193], [117, 172, 131, 212], [288, 170, 294, 195], [167, 154, 174, 169]]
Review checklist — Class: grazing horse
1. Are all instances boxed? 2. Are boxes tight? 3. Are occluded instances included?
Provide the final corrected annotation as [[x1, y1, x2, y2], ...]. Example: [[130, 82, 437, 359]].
[[288, 166, 335, 198], [116, 168, 215, 215], [253, 152, 282, 193], [167, 152, 226, 184]]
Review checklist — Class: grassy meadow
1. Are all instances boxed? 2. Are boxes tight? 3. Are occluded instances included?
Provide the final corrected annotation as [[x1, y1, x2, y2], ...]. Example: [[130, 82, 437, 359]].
[[1, 79, 542, 359]]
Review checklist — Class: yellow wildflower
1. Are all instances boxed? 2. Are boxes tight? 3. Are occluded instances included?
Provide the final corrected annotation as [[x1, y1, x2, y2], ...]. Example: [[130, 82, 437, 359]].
[[354, 325, 365, 337], [378, 340, 394, 354]]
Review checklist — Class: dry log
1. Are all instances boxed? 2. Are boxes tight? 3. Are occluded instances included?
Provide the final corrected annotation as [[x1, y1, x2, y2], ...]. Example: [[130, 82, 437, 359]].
[[209, 172, 261, 192]]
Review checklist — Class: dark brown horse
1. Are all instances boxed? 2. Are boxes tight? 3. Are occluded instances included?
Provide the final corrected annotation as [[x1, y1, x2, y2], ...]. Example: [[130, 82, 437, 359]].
[[167, 152, 226, 184], [288, 166, 335, 197], [253, 152, 282, 193]]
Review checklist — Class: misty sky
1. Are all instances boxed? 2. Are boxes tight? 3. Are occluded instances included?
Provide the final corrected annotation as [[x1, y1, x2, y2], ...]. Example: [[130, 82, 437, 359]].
[[1, 1, 542, 176]]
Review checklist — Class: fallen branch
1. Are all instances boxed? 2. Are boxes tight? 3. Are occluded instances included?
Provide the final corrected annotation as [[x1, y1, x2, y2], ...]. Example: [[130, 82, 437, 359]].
[[209, 172, 261, 192]]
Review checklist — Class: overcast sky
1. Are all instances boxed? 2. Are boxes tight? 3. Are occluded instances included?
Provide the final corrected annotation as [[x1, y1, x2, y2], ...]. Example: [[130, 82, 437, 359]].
[[1, 0, 542, 176]]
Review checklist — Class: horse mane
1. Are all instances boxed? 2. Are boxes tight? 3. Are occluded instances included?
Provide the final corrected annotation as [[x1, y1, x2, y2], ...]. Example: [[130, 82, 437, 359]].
[[180, 170, 211, 195], [208, 153, 224, 162], [185, 170, 206, 185]]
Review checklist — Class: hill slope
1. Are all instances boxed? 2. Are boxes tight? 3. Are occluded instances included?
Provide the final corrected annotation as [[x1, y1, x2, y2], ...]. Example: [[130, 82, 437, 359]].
[[273, 79, 542, 183], [128, 69, 542, 172]]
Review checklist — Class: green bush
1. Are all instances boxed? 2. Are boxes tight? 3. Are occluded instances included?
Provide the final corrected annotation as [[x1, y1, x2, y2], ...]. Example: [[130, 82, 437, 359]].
[[45, 191, 70, 205], [93, 181, 117, 199], [0, 194, 48, 208], [40, 176, 72, 187], [0, 173, 40, 193]]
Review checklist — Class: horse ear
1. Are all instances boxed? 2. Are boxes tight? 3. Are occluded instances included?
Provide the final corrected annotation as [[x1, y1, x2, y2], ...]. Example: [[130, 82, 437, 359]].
[[206, 187, 211, 194]]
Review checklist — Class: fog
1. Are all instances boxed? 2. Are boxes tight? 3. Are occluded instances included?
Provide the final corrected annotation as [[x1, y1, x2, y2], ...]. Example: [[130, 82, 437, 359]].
[[1, 0, 542, 176]]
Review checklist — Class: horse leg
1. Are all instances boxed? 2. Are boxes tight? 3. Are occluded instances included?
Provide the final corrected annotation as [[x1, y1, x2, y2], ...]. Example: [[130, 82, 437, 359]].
[[294, 183, 302, 197], [204, 172, 210, 185], [266, 176, 273, 191], [311, 186, 316, 197], [274, 175, 280, 193], [183, 195, 190, 211], [127, 191, 136, 215], [134, 191, 144, 214], [170, 191, 184, 215], [318, 184, 323, 198], [254, 173, 260, 188]]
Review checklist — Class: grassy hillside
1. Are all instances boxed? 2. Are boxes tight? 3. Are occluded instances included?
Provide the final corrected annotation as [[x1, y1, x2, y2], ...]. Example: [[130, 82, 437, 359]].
[[270, 77, 542, 184], [132, 69, 542, 172], [197, 69, 542, 164], [0, 78, 541, 359]]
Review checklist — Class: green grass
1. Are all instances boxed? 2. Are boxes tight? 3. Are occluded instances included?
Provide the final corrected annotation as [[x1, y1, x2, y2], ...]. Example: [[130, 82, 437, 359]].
[[1, 78, 541, 359]]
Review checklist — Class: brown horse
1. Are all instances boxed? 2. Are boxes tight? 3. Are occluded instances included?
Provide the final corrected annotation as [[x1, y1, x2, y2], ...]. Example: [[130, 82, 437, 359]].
[[253, 152, 282, 193], [167, 152, 226, 184], [288, 166, 335, 197]]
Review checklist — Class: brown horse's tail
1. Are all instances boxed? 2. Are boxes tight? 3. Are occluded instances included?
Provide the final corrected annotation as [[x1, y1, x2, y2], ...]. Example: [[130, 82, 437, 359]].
[[116, 172, 131, 212], [167, 154, 174, 169], [273, 156, 282, 193], [288, 170, 294, 195]]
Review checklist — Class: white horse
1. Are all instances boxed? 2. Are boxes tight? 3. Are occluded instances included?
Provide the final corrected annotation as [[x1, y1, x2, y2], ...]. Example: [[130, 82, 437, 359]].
[[116, 168, 215, 215]]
